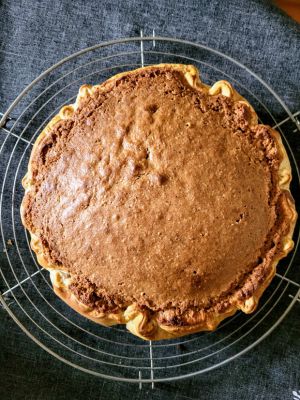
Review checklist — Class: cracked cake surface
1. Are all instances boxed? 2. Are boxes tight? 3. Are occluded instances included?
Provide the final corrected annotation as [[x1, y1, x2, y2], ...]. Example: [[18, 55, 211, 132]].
[[21, 64, 297, 340]]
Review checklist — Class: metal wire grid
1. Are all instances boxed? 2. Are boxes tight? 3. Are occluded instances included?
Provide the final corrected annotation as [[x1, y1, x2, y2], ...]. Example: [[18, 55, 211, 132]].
[[0, 34, 299, 386]]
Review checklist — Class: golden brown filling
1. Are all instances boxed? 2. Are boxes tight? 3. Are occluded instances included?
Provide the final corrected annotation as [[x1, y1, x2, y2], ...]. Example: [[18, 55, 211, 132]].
[[22, 68, 287, 318]]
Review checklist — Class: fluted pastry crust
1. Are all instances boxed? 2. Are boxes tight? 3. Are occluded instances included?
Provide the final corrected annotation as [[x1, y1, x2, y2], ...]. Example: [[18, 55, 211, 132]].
[[21, 64, 297, 340]]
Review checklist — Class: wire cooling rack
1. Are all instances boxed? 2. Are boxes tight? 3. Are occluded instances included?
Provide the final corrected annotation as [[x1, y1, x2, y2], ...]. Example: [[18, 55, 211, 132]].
[[0, 33, 300, 387]]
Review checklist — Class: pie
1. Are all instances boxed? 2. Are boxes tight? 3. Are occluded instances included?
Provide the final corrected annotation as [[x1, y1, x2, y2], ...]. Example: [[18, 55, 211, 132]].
[[21, 64, 297, 340]]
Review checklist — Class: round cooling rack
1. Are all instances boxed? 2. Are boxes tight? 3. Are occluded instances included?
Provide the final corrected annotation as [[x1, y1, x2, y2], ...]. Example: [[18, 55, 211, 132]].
[[0, 36, 300, 385]]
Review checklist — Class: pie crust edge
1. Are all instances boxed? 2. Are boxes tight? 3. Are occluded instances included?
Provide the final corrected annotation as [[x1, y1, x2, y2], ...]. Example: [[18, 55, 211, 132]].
[[21, 64, 297, 340]]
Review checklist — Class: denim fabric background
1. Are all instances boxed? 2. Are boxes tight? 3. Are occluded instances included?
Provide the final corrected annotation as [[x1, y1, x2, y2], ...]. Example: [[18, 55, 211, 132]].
[[0, 1, 299, 399]]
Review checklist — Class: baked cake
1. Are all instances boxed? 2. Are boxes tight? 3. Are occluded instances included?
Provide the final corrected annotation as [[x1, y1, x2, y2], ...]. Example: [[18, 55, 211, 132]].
[[21, 64, 297, 340]]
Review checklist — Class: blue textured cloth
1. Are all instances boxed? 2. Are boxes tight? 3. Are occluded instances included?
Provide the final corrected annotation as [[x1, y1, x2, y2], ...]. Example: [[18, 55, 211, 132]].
[[0, 1, 299, 399]]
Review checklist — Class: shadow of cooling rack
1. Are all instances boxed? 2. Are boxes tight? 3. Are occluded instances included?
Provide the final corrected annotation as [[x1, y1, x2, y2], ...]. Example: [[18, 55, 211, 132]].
[[0, 32, 299, 387]]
